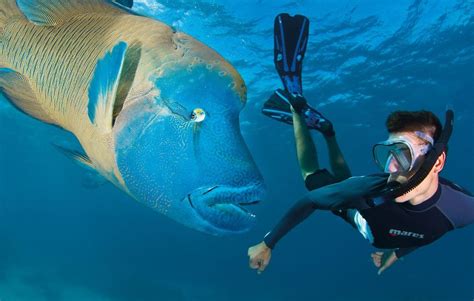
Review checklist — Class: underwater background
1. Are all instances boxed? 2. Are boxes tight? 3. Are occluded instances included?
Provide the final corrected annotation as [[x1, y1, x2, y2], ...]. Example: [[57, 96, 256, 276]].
[[0, 0, 472, 300]]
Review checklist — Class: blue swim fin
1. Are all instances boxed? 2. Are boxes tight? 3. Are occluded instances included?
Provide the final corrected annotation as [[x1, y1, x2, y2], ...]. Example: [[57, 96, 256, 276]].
[[274, 13, 309, 95], [265, 14, 335, 136]]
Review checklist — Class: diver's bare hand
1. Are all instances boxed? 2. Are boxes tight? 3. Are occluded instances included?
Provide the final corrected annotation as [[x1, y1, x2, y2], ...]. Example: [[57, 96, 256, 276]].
[[248, 241, 272, 274], [371, 251, 398, 275]]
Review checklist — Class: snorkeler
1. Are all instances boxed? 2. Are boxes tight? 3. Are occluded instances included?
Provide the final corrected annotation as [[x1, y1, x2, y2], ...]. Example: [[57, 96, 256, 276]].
[[248, 14, 474, 275], [250, 109, 474, 274]]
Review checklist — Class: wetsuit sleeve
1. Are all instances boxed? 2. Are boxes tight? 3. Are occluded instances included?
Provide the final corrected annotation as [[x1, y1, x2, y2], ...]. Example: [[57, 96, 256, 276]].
[[395, 247, 418, 259], [437, 180, 474, 229], [264, 175, 388, 249], [264, 198, 317, 249], [305, 169, 337, 191]]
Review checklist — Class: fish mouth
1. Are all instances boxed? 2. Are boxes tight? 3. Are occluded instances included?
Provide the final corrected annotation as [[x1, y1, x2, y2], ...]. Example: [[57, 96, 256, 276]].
[[183, 184, 265, 234]]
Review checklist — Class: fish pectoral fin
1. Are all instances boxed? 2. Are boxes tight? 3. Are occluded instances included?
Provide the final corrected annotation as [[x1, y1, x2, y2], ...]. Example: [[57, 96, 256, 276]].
[[112, 0, 134, 9], [53, 143, 95, 171], [0, 68, 57, 125], [88, 41, 142, 132], [16, 0, 129, 26]]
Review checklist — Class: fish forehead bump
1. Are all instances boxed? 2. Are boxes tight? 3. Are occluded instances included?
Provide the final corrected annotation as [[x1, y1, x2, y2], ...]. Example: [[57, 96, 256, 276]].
[[169, 32, 247, 104]]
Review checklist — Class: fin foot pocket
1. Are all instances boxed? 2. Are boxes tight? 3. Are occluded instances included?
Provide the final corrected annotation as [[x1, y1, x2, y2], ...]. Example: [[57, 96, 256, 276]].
[[262, 89, 334, 136]]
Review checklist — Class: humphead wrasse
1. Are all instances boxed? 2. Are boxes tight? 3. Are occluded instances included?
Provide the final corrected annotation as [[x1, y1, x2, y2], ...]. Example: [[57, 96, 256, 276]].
[[0, 0, 265, 235]]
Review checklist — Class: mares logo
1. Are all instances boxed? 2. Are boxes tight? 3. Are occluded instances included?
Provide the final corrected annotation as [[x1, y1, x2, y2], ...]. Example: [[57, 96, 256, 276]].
[[389, 229, 424, 239]]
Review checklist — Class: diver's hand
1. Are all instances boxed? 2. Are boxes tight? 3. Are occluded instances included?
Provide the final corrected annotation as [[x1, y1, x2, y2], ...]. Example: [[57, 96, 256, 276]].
[[371, 251, 398, 275], [248, 241, 272, 274]]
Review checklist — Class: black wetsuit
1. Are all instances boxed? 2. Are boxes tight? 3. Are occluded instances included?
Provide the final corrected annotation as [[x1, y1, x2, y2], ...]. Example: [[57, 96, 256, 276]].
[[264, 171, 474, 258]]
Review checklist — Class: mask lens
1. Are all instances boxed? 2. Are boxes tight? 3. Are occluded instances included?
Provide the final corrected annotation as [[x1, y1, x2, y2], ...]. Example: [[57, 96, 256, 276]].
[[384, 153, 401, 173], [373, 142, 413, 173]]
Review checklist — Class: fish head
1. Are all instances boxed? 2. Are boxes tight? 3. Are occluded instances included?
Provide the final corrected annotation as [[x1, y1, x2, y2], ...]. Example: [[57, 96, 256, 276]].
[[113, 57, 265, 235]]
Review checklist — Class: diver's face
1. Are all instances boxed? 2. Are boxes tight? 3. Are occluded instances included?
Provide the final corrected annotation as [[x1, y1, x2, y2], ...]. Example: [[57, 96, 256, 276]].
[[392, 161, 441, 203], [384, 132, 431, 183]]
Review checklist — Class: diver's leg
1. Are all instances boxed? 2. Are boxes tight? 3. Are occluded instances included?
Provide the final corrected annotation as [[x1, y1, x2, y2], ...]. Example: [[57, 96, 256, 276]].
[[292, 107, 320, 180], [293, 106, 351, 187], [324, 134, 352, 182], [293, 106, 350, 189], [267, 88, 349, 185], [287, 89, 351, 183]]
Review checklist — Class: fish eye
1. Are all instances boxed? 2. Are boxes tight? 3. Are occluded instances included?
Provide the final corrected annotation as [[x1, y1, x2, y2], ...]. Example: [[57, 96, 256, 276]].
[[191, 108, 206, 123]]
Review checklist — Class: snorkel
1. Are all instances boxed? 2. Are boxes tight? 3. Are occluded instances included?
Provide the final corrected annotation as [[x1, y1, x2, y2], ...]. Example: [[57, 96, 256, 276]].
[[375, 110, 454, 199]]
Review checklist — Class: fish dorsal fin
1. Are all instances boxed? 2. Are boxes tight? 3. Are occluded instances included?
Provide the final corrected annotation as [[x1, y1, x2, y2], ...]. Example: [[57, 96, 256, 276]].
[[0, 68, 56, 125], [16, 0, 132, 26], [88, 41, 141, 132]]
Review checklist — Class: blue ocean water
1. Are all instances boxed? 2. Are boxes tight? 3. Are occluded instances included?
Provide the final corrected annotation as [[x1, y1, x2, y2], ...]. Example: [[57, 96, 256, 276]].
[[0, 0, 473, 300]]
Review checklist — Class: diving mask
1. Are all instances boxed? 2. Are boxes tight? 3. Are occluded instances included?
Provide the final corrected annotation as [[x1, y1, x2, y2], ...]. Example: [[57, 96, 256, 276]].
[[373, 131, 434, 173]]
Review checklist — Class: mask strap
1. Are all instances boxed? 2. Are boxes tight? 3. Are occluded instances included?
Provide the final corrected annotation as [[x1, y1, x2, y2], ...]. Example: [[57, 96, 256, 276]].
[[414, 131, 434, 145]]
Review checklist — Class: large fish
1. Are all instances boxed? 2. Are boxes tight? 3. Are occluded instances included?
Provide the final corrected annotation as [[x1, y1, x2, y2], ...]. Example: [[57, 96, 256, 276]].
[[0, 0, 265, 235]]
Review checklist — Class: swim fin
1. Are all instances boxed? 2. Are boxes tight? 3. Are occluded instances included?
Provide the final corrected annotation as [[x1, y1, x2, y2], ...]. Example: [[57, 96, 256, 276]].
[[267, 14, 334, 136], [274, 13, 309, 95], [262, 89, 334, 136]]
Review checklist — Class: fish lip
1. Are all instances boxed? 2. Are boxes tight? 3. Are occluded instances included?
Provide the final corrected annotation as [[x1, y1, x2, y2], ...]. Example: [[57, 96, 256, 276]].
[[184, 184, 264, 233]]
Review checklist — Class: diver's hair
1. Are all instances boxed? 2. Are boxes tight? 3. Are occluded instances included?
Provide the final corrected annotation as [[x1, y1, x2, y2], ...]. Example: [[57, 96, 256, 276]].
[[386, 110, 442, 142]]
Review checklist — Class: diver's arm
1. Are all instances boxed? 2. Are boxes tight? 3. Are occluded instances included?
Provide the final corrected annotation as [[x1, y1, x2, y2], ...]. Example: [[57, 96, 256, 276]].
[[264, 174, 388, 249], [264, 196, 317, 249], [292, 106, 320, 180]]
